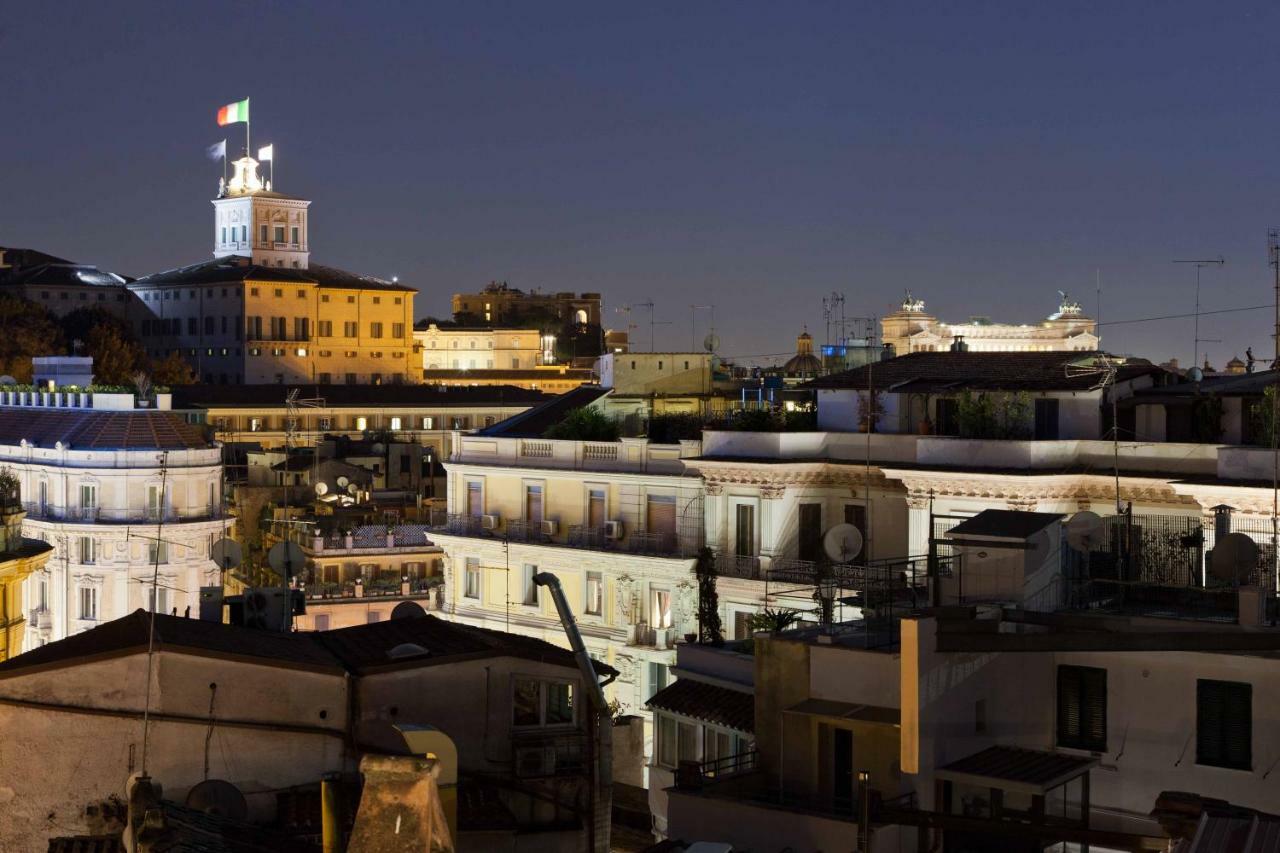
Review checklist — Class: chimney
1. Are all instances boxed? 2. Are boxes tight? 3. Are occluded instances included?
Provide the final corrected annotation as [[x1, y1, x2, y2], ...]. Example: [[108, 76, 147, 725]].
[[348, 754, 455, 852]]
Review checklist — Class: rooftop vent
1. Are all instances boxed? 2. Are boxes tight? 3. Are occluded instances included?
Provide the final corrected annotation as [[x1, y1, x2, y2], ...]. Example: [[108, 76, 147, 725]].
[[387, 642, 430, 660]]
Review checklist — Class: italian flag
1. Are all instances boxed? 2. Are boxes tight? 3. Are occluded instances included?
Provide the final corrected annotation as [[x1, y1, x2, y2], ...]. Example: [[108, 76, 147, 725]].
[[216, 98, 249, 126]]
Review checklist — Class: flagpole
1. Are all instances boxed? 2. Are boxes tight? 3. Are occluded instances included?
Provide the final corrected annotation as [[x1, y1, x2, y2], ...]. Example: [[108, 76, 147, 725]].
[[245, 97, 250, 160]]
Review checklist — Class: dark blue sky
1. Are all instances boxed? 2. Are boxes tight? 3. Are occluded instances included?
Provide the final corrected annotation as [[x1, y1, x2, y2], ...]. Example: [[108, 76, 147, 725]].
[[4, 1, 1280, 366]]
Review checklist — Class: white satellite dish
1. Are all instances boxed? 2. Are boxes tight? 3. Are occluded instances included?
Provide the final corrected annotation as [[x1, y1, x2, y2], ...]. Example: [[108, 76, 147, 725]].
[[210, 538, 243, 571], [267, 541, 306, 578], [822, 523, 863, 563], [1065, 511, 1104, 552], [314, 481, 329, 496], [1210, 532, 1258, 585], [337, 475, 350, 488]]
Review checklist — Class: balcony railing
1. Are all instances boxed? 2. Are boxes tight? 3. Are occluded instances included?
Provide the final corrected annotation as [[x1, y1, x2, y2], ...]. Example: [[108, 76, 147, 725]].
[[23, 502, 220, 525], [714, 553, 763, 580], [433, 513, 698, 558]]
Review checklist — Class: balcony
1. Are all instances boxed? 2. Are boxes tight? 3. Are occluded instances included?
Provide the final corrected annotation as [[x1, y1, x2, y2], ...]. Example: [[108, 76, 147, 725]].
[[434, 513, 698, 558], [23, 503, 221, 525], [303, 577, 441, 601], [714, 553, 763, 580]]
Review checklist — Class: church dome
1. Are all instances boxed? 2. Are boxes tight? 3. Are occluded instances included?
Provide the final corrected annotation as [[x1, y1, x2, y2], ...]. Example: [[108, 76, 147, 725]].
[[1226, 355, 1246, 375], [783, 329, 823, 377]]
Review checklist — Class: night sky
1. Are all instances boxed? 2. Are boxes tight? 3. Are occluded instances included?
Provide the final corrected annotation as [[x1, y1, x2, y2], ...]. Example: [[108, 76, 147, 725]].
[[5, 1, 1280, 367]]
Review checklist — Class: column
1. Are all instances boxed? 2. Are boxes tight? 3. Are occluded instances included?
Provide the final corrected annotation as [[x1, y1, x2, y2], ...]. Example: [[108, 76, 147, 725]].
[[907, 494, 930, 558]]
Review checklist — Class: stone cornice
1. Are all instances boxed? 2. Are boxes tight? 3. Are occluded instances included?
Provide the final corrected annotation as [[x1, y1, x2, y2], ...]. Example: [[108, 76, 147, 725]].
[[690, 461, 892, 490], [882, 469, 1195, 506]]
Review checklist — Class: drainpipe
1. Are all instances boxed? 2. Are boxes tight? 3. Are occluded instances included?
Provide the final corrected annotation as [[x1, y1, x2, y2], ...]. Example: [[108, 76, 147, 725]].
[[534, 571, 611, 853]]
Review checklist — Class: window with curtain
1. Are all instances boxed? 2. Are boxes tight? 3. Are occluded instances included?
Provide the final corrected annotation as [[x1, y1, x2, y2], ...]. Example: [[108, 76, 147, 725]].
[[585, 572, 602, 615], [650, 587, 672, 629], [464, 558, 480, 599]]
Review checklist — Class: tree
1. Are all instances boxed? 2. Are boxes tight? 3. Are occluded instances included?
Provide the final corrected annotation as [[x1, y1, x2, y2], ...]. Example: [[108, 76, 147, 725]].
[[84, 322, 146, 384], [543, 407, 621, 441], [151, 351, 197, 386], [0, 296, 64, 381], [59, 307, 147, 385], [693, 547, 724, 644]]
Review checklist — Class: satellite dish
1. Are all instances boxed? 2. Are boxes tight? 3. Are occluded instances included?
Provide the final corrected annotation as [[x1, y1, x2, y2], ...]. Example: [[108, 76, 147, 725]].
[[372, 442, 386, 455], [1187, 366, 1204, 382], [210, 538, 243, 571], [314, 481, 329, 496], [822, 523, 863, 563], [185, 779, 248, 821], [391, 600, 427, 620], [347, 482, 359, 495], [703, 332, 720, 353], [337, 476, 350, 488], [1210, 532, 1258, 585], [1065, 511, 1104, 552], [267, 541, 306, 578]]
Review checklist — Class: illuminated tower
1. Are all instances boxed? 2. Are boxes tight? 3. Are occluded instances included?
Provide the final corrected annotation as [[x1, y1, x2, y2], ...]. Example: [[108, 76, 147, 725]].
[[211, 156, 311, 269]]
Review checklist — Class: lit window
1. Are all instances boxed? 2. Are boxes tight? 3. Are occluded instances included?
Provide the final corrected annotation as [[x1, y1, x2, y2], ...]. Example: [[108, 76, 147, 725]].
[[390, 417, 402, 430], [356, 416, 368, 431]]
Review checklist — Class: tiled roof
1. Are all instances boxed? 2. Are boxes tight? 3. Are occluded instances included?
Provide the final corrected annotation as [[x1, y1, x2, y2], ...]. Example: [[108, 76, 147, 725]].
[[475, 385, 609, 437], [315, 614, 616, 677], [936, 746, 1096, 794], [132, 258, 415, 292], [132, 258, 314, 286], [5, 263, 129, 288], [0, 610, 341, 676], [171, 383, 549, 409], [0, 610, 616, 681], [0, 409, 213, 450], [805, 351, 1168, 392], [947, 509, 1063, 540], [646, 677, 754, 733]]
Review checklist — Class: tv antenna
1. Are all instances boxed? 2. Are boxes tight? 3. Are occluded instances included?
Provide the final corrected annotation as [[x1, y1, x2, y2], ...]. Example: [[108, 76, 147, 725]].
[[620, 300, 670, 352], [1065, 354, 1124, 513], [1172, 256, 1225, 371]]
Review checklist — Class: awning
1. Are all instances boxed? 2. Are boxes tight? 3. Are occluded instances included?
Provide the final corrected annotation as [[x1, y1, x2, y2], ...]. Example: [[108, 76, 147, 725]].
[[936, 746, 1096, 796], [646, 678, 754, 734], [784, 697, 899, 726]]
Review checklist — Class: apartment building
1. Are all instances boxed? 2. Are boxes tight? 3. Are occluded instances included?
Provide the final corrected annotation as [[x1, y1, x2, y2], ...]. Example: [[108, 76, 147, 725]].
[[129, 155, 417, 385], [452, 280, 601, 327], [0, 391, 231, 648], [0, 246, 138, 320], [172, 382, 547, 451], [416, 323, 548, 370], [655, 506, 1280, 852], [429, 388, 773, 767], [0, 609, 616, 852]]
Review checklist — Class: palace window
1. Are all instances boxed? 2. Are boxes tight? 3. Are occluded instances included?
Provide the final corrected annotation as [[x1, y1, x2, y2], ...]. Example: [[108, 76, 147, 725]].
[[78, 586, 98, 621]]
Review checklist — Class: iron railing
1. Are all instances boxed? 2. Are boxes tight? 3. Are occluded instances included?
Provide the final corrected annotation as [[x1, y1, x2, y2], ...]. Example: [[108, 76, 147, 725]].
[[715, 553, 763, 580]]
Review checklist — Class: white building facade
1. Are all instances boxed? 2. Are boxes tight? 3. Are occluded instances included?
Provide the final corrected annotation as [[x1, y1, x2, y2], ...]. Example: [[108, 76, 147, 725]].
[[0, 394, 230, 648]]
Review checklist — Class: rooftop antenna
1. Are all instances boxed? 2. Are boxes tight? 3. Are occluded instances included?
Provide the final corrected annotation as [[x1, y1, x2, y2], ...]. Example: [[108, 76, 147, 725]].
[[1268, 229, 1280, 593], [1173, 256, 1225, 371], [823, 292, 847, 350], [1065, 354, 1124, 512]]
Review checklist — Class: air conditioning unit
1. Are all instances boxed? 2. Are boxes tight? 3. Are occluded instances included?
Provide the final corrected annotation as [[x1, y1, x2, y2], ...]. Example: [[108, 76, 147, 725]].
[[540, 519, 558, 536], [515, 745, 556, 778], [604, 520, 624, 539], [481, 514, 501, 530]]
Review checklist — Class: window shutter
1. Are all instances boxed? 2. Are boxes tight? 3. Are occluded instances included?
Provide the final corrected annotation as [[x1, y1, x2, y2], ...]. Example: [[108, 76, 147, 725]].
[[1198, 680, 1251, 770], [1058, 665, 1106, 751]]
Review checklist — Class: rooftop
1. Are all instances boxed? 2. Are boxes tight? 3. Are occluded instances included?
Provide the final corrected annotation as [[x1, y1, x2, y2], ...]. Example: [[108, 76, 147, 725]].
[[171, 383, 550, 410], [0, 609, 617, 680], [646, 678, 755, 733], [0, 408, 213, 450], [132, 257, 415, 292], [805, 351, 1168, 392], [474, 384, 610, 438], [936, 745, 1097, 795], [947, 509, 1063, 539]]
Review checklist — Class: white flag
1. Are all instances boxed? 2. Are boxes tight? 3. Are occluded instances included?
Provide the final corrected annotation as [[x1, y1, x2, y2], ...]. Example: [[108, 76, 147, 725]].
[[258, 144, 273, 162], [206, 139, 226, 161]]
